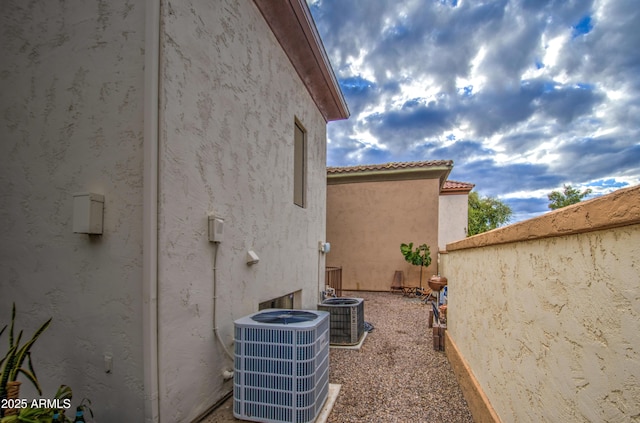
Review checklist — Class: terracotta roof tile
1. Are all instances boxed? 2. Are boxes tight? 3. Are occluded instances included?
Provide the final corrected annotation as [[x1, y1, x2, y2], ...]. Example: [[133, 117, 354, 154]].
[[443, 180, 475, 190], [327, 160, 453, 174]]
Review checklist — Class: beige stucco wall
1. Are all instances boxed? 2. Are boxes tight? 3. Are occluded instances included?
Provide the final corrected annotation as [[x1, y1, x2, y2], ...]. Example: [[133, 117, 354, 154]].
[[327, 178, 440, 291], [1, 0, 332, 421], [438, 193, 469, 251], [442, 185, 640, 422], [0, 0, 146, 420], [157, 0, 329, 420]]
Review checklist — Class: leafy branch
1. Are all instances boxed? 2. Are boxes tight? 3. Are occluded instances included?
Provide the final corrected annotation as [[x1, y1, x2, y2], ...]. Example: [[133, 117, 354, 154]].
[[400, 243, 431, 288]]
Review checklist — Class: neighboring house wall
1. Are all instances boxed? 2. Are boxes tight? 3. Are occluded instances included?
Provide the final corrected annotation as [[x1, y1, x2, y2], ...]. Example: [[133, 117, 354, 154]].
[[157, 0, 331, 420], [438, 193, 470, 251], [0, 0, 146, 421], [442, 185, 640, 423], [326, 177, 441, 291], [438, 181, 474, 252]]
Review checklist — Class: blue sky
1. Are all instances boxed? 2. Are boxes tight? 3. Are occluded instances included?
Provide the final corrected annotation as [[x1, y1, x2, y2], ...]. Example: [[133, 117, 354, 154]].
[[308, 0, 640, 222]]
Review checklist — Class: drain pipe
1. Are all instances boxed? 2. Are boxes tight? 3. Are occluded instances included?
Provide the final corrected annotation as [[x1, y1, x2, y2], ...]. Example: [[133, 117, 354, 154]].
[[142, 0, 161, 419], [212, 243, 234, 380]]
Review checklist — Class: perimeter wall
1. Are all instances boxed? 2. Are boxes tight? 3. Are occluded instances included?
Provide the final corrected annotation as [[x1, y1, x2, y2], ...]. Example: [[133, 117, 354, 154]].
[[442, 185, 640, 423]]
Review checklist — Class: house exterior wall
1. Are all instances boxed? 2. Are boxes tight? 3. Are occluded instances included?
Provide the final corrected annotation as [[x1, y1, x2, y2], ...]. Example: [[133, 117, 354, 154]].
[[438, 193, 469, 251], [157, 0, 329, 420], [326, 179, 439, 292], [0, 0, 146, 421], [442, 185, 640, 422]]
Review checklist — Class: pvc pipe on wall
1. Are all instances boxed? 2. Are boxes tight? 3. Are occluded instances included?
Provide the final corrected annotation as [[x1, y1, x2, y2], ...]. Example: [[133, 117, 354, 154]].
[[142, 0, 160, 421]]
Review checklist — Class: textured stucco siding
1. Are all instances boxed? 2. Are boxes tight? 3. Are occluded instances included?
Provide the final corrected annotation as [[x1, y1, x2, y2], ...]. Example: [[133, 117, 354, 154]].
[[443, 197, 640, 422], [157, 0, 328, 420], [439, 194, 469, 251], [0, 0, 146, 421], [326, 179, 440, 291]]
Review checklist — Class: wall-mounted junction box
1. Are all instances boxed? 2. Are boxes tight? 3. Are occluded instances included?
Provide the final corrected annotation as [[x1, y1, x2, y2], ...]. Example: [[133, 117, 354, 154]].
[[73, 192, 104, 234], [208, 216, 224, 243]]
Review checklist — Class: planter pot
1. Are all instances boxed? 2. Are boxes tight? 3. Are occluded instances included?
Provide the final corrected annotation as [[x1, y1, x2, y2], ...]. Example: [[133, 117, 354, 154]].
[[428, 275, 448, 292]]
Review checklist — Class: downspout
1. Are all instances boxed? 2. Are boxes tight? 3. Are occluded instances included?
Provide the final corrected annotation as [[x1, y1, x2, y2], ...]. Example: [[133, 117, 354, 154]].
[[143, 0, 160, 421]]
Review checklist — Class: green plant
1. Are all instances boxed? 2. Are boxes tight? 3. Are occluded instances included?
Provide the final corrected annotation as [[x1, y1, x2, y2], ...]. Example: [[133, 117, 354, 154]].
[[0, 304, 52, 415], [0, 307, 93, 423], [400, 243, 432, 288], [468, 191, 512, 236], [548, 184, 592, 210]]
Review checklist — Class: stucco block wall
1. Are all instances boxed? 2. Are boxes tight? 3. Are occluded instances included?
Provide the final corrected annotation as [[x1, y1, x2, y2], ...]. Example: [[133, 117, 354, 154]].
[[0, 0, 146, 420], [442, 186, 640, 422], [157, 0, 328, 420], [327, 179, 439, 291]]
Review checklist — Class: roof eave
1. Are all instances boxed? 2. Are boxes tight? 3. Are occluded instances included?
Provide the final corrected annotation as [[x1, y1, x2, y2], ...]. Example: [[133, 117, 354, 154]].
[[327, 165, 453, 186], [253, 0, 350, 122], [440, 187, 474, 195]]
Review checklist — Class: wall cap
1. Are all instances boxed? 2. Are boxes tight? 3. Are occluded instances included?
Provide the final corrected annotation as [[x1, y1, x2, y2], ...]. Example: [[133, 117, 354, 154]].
[[447, 184, 640, 251]]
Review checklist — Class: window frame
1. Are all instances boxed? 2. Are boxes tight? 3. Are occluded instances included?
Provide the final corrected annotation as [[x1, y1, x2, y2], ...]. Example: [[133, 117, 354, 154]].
[[293, 120, 307, 208]]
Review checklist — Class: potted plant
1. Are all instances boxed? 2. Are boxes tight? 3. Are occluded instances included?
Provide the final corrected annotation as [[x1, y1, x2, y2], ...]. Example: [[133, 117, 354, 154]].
[[0, 303, 51, 417], [400, 242, 431, 289], [0, 305, 94, 422]]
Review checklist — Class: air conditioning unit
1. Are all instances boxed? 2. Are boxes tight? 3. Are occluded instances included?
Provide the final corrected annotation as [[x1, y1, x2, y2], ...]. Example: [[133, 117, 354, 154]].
[[233, 309, 330, 423], [318, 298, 365, 346]]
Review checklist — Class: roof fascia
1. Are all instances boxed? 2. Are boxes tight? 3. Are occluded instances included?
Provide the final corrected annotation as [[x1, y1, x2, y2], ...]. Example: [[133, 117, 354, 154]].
[[253, 0, 349, 122], [441, 187, 474, 195]]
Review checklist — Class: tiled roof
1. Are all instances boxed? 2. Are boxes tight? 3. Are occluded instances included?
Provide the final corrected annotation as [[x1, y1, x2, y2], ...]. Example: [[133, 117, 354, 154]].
[[327, 160, 453, 174], [443, 180, 475, 191], [326, 161, 474, 193], [326, 160, 454, 187]]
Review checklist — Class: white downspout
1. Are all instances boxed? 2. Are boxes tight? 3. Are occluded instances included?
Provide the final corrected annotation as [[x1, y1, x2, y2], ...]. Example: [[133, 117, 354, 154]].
[[143, 0, 160, 421]]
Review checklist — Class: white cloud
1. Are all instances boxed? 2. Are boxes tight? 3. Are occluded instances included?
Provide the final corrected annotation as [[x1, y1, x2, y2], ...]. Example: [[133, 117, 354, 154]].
[[312, 0, 640, 221]]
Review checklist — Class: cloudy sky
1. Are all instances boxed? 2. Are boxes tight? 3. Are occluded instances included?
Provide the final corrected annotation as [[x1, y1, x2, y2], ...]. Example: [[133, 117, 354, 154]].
[[308, 0, 640, 222]]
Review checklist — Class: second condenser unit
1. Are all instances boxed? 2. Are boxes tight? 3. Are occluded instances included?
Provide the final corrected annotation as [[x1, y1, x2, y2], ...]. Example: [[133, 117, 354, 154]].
[[317, 297, 365, 346]]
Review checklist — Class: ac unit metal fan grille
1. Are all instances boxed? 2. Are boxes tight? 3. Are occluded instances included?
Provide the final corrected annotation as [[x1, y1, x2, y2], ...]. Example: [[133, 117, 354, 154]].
[[318, 298, 365, 346], [233, 309, 329, 423]]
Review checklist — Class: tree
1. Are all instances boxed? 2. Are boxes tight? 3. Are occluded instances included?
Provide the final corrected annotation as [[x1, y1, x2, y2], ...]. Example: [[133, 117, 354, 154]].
[[400, 243, 431, 289], [467, 191, 512, 236], [548, 184, 592, 210]]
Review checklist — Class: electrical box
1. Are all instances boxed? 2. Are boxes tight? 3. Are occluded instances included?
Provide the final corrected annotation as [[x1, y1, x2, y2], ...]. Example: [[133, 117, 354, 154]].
[[319, 242, 331, 254], [73, 193, 104, 234], [208, 216, 224, 243]]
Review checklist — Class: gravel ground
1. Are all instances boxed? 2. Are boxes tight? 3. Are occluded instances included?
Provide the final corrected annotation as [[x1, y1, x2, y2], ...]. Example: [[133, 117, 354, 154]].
[[325, 291, 473, 423], [201, 291, 474, 423]]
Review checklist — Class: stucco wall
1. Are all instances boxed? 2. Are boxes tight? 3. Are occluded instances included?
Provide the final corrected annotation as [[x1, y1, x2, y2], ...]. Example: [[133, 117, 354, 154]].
[[442, 185, 640, 422], [438, 193, 469, 251], [326, 178, 440, 291], [0, 0, 146, 420], [157, 0, 328, 420]]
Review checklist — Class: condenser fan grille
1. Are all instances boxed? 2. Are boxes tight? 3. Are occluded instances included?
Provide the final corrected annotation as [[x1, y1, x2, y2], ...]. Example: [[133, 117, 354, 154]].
[[251, 310, 318, 325], [318, 298, 365, 346], [322, 298, 359, 305]]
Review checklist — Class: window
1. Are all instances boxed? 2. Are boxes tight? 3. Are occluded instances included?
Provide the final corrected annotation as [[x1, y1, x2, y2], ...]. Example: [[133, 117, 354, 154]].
[[259, 291, 297, 310], [294, 121, 306, 207]]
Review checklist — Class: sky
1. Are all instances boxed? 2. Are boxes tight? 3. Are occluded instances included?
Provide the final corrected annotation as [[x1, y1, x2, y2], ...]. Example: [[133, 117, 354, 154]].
[[308, 0, 640, 222]]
